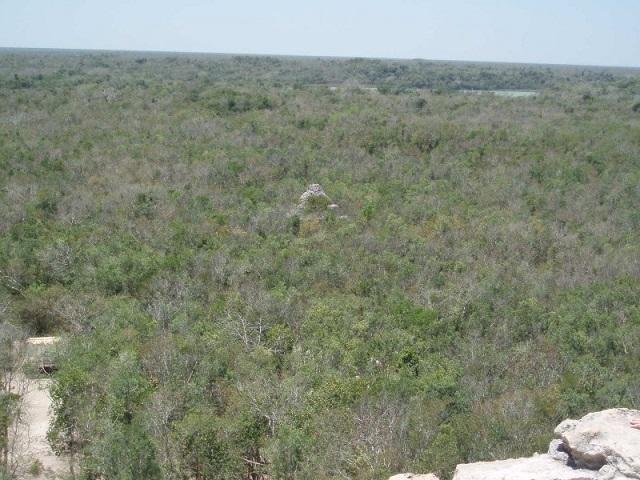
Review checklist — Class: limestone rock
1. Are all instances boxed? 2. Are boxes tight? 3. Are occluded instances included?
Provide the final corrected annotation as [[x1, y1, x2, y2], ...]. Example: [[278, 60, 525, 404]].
[[298, 184, 331, 211], [556, 419, 580, 436], [554, 408, 640, 478], [388, 409, 640, 480], [388, 474, 440, 480], [549, 438, 570, 463], [452, 454, 601, 480]]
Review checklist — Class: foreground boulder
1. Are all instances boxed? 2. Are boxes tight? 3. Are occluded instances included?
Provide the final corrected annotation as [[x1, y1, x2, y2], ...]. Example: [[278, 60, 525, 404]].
[[555, 408, 640, 478], [453, 408, 640, 480], [391, 409, 640, 480], [452, 454, 601, 480]]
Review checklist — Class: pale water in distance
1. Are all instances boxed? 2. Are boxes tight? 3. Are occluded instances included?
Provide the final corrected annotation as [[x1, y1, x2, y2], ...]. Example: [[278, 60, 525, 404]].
[[462, 89, 538, 97]]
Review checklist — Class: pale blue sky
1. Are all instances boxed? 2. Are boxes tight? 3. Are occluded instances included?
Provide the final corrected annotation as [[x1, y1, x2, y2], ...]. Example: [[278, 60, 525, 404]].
[[1, 0, 639, 67]]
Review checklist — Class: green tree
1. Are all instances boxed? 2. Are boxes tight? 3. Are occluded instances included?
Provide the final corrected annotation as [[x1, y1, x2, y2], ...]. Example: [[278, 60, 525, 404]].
[[173, 411, 240, 480]]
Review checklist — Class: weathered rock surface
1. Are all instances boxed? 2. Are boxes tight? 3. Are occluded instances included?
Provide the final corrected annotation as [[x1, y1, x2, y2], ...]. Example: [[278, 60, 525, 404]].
[[549, 438, 571, 463], [554, 408, 640, 478], [297, 184, 331, 211], [451, 409, 640, 480], [388, 474, 440, 480], [452, 454, 601, 480], [391, 409, 640, 480]]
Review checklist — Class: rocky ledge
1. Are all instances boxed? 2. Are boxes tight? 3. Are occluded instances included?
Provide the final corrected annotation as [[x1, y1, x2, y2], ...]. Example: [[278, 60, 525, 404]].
[[390, 409, 640, 480]]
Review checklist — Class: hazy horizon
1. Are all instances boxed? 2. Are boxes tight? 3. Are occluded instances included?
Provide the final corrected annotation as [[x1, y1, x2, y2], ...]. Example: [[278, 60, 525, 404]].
[[1, 0, 639, 68], [3, 45, 640, 71]]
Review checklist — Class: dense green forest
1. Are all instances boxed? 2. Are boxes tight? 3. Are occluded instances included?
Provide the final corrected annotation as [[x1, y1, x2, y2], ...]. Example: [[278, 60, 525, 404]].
[[1, 50, 640, 479]]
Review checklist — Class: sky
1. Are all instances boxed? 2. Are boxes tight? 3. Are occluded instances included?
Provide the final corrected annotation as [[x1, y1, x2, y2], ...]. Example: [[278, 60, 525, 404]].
[[1, 0, 639, 67]]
